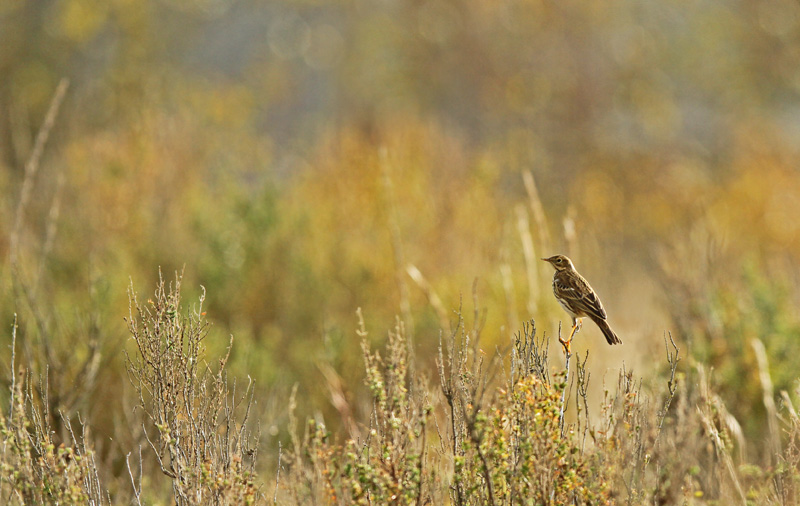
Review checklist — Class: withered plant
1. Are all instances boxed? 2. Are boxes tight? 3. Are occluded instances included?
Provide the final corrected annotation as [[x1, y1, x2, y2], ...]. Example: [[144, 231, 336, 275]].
[[125, 273, 262, 505]]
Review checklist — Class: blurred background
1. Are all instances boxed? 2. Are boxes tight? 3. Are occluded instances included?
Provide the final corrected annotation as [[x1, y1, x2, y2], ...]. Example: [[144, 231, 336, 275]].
[[3, 0, 800, 498]]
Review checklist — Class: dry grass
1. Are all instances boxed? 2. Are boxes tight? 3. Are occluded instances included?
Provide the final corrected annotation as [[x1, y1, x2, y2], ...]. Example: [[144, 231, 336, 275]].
[[273, 303, 800, 505], [1, 275, 800, 504], [6, 5, 800, 503], [0, 315, 106, 505]]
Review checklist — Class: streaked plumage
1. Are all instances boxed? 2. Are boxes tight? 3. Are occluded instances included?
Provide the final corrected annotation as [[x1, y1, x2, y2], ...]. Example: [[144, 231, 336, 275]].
[[542, 254, 621, 350]]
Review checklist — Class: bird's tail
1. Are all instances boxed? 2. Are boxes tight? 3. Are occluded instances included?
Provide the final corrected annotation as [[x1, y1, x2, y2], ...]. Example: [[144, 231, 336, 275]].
[[591, 316, 622, 345]]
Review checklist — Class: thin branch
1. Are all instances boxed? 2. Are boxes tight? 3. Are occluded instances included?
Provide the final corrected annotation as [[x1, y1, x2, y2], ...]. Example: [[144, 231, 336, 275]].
[[558, 322, 572, 437], [10, 78, 70, 268], [126, 447, 144, 506], [653, 332, 680, 451], [273, 441, 282, 505], [9, 314, 18, 424]]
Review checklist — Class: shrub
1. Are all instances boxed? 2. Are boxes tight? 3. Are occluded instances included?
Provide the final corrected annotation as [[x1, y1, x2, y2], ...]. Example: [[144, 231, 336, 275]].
[[279, 312, 614, 505], [0, 317, 106, 505], [125, 272, 263, 505]]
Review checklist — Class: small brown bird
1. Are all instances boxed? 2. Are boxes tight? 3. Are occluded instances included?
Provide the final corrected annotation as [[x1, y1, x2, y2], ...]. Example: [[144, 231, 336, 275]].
[[542, 254, 622, 352]]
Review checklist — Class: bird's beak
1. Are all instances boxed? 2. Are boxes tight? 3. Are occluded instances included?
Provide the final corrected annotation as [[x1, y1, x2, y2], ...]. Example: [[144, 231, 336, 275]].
[[541, 257, 549, 262]]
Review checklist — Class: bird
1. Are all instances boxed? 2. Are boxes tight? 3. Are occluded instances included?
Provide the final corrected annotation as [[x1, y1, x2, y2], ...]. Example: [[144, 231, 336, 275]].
[[542, 254, 621, 353]]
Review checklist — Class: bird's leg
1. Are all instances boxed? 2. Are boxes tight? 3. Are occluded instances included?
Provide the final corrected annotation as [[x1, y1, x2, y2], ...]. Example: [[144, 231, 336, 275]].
[[559, 318, 581, 354]]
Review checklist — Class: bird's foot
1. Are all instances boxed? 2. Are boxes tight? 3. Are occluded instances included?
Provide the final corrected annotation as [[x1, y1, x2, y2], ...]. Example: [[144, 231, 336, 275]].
[[559, 322, 580, 355], [559, 332, 574, 355]]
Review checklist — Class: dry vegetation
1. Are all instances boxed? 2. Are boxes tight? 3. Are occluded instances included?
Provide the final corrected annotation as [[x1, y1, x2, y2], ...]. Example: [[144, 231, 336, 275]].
[[4, 85, 800, 504], [5, 274, 800, 504], [5, 0, 800, 503]]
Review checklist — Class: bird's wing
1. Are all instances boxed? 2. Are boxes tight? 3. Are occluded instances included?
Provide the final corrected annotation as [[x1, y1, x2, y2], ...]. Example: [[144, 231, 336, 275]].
[[554, 271, 608, 320]]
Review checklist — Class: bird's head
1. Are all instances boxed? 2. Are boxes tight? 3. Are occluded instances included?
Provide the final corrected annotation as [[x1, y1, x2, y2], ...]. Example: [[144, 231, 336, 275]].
[[542, 254, 575, 271]]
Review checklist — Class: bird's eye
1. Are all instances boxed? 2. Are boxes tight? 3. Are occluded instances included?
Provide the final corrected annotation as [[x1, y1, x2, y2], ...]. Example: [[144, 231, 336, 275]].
[[556, 258, 562, 263]]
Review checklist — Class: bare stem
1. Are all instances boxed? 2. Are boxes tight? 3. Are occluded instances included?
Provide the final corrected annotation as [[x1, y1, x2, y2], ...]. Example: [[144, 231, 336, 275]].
[[10, 78, 70, 268], [274, 441, 282, 505], [558, 321, 571, 437]]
